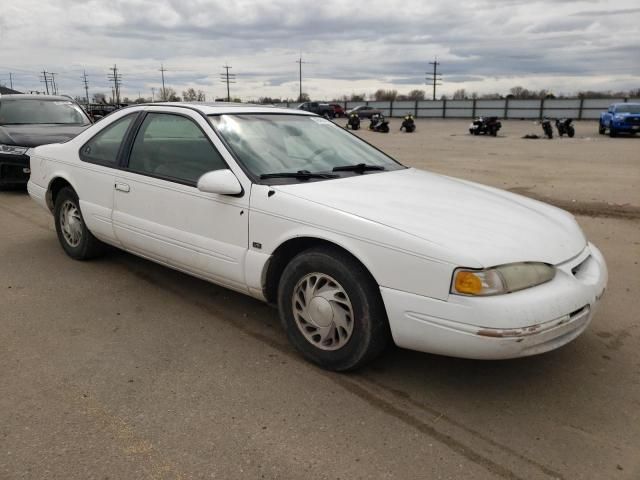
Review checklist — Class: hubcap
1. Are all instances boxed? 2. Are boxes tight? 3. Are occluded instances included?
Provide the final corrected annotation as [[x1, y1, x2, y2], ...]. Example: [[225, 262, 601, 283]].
[[292, 273, 354, 351], [60, 200, 83, 247]]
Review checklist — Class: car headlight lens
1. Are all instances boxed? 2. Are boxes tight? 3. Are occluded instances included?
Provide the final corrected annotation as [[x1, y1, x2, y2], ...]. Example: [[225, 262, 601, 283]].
[[613, 115, 625, 121], [452, 262, 555, 296], [0, 144, 29, 155]]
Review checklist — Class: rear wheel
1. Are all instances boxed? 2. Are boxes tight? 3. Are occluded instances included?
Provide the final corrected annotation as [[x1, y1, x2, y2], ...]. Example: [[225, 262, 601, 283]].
[[54, 187, 105, 260], [277, 247, 390, 371]]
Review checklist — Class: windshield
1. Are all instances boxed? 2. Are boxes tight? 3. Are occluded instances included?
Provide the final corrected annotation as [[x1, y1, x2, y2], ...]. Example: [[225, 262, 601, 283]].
[[616, 104, 640, 114], [209, 114, 404, 180], [0, 99, 91, 125]]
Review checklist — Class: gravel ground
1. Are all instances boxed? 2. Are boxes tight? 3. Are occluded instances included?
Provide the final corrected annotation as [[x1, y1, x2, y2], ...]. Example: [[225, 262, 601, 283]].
[[1, 119, 638, 479]]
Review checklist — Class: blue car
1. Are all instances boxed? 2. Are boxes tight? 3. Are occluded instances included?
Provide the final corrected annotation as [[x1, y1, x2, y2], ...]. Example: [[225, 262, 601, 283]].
[[599, 103, 640, 137]]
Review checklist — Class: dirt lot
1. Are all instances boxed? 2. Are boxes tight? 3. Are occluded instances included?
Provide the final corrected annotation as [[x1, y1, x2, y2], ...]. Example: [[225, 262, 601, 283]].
[[1, 119, 639, 479]]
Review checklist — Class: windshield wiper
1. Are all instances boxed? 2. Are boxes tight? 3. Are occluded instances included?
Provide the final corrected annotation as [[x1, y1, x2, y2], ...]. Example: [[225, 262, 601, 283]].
[[332, 163, 385, 173], [260, 170, 339, 180]]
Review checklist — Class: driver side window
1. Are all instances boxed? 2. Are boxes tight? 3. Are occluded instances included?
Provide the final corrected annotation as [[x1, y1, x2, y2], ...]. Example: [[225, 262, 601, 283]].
[[127, 113, 226, 184]]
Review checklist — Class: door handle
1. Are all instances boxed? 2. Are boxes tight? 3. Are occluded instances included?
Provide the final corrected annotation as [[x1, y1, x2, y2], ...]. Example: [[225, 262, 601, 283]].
[[115, 182, 130, 193]]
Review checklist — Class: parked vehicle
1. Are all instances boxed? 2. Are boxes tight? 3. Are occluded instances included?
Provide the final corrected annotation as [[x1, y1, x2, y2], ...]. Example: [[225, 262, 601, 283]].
[[296, 102, 333, 118], [346, 112, 361, 130], [369, 113, 390, 133], [599, 103, 640, 137], [0, 94, 91, 188], [27, 103, 607, 371], [541, 118, 553, 139], [329, 103, 345, 118], [345, 105, 382, 119], [400, 114, 416, 133], [555, 118, 575, 137], [469, 116, 501, 136]]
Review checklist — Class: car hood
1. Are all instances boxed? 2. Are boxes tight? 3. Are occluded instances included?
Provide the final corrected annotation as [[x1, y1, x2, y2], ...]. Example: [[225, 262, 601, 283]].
[[0, 124, 89, 148], [275, 168, 586, 267]]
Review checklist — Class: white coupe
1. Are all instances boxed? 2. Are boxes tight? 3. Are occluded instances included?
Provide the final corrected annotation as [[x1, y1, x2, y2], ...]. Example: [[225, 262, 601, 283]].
[[27, 103, 608, 370]]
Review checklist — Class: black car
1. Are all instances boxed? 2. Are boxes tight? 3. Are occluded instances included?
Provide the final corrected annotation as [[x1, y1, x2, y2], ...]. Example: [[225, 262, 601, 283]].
[[0, 95, 92, 188]]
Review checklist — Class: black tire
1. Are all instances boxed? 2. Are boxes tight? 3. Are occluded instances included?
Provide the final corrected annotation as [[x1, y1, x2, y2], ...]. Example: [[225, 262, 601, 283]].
[[568, 127, 575, 138], [277, 247, 390, 371], [598, 123, 606, 135], [54, 187, 105, 260], [609, 127, 617, 138]]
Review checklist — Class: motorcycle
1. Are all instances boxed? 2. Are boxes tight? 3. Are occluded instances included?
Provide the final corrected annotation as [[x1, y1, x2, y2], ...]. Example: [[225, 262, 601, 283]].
[[555, 118, 575, 137], [469, 116, 501, 136], [369, 113, 390, 133], [346, 112, 361, 130], [400, 114, 416, 132], [541, 117, 553, 139]]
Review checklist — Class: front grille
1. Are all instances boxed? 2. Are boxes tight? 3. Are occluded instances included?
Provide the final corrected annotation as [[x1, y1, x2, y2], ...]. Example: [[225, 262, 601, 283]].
[[623, 117, 640, 125], [0, 164, 30, 182]]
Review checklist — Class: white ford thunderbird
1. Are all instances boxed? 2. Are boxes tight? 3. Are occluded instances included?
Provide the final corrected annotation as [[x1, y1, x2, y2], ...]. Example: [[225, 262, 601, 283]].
[[27, 103, 607, 371]]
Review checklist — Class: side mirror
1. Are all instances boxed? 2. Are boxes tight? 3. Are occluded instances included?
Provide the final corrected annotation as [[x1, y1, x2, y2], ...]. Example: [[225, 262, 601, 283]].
[[197, 169, 242, 195]]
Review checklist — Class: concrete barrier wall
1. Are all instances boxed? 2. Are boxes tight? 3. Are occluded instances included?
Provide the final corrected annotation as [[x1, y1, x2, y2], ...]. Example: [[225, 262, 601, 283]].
[[283, 98, 640, 119]]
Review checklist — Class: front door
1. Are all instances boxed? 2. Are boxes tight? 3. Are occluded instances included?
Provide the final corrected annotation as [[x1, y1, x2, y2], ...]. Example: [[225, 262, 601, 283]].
[[112, 111, 249, 291]]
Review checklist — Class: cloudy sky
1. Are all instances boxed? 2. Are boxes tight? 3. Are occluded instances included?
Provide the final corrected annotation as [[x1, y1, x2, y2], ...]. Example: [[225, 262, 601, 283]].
[[1, 0, 639, 101]]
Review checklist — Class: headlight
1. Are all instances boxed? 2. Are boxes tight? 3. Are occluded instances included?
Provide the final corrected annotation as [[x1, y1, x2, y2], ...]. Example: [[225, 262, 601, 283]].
[[451, 262, 555, 296], [613, 115, 626, 121], [0, 144, 29, 155]]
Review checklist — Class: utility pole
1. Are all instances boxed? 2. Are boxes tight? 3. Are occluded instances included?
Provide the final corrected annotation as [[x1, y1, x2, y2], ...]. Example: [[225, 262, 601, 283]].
[[151, 87, 155, 103], [426, 58, 442, 101], [107, 64, 122, 104], [82, 71, 90, 106], [296, 56, 307, 102], [49, 73, 58, 95], [220, 64, 236, 102], [159, 63, 167, 101], [40, 70, 50, 95], [9, 73, 13, 90]]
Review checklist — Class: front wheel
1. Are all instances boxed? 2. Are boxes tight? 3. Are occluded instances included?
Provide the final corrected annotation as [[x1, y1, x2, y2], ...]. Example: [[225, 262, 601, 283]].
[[609, 126, 617, 137], [277, 247, 390, 371], [568, 127, 575, 138], [598, 123, 606, 135], [54, 187, 105, 260]]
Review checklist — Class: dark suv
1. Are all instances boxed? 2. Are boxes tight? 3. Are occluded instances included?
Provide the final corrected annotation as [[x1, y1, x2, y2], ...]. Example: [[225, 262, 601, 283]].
[[0, 95, 91, 188]]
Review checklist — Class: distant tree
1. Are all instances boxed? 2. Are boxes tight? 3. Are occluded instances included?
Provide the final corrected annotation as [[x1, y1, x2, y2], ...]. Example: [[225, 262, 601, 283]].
[[133, 97, 150, 104], [452, 89, 467, 100], [470, 92, 478, 100], [196, 90, 206, 101], [231, 97, 242, 103], [92, 93, 107, 104], [160, 87, 180, 102], [407, 89, 426, 101], [372, 89, 398, 101], [122, 97, 132, 104], [480, 93, 502, 99], [258, 97, 283, 104], [348, 93, 366, 102], [297, 92, 310, 102], [440, 94, 448, 101], [182, 88, 197, 101]]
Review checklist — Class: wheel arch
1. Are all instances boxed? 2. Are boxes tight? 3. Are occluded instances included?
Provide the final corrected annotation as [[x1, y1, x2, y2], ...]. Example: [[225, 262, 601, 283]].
[[263, 236, 380, 305], [46, 175, 75, 212]]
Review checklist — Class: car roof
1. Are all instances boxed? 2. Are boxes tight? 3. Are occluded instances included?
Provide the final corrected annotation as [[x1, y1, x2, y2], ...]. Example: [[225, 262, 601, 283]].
[[138, 102, 314, 116], [0, 94, 77, 102], [614, 102, 640, 107]]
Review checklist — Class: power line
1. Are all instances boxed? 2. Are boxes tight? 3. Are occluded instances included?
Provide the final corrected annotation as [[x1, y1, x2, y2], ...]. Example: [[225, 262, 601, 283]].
[[426, 57, 442, 101], [295, 56, 307, 102], [107, 64, 122, 104], [159, 63, 167, 101], [220, 64, 236, 102], [82, 70, 90, 105], [40, 69, 50, 95]]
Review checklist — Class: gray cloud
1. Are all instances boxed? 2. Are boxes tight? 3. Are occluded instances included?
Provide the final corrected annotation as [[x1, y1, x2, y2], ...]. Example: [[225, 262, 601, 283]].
[[0, 0, 638, 100]]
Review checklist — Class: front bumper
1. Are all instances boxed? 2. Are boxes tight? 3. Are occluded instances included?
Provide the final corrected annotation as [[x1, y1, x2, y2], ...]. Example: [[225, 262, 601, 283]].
[[0, 154, 30, 186], [381, 243, 607, 360]]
